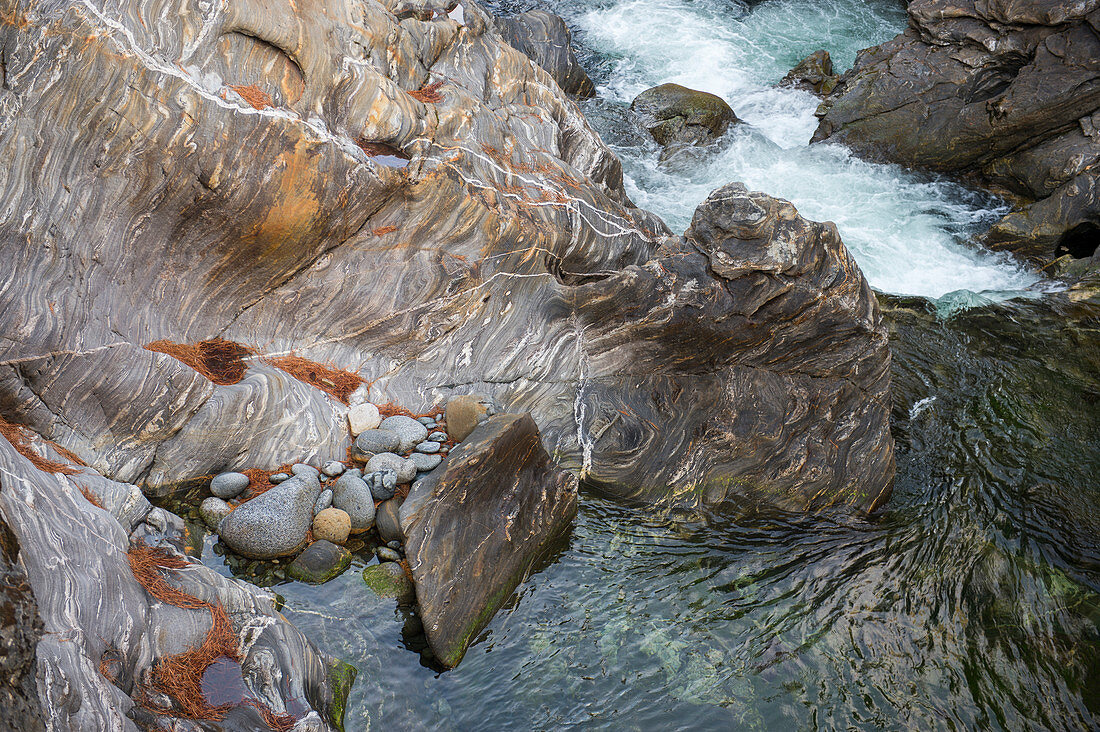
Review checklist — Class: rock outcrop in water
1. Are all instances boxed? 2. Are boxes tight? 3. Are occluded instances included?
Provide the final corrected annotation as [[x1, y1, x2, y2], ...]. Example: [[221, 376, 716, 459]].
[[812, 0, 1100, 263], [0, 430, 350, 729], [494, 9, 596, 97], [631, 83, 740, 155], [0, 0, 892, 514]]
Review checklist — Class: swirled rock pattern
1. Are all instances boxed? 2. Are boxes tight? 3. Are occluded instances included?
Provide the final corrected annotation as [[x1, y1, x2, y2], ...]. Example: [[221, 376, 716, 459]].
[[0, 0, 890, 512], [0, 432, 348, 730], [812, 0, 1100, 263]]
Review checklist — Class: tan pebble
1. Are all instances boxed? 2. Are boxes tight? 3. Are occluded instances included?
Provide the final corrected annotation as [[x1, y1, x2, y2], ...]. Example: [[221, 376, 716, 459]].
[[313, 508, 351, 545]]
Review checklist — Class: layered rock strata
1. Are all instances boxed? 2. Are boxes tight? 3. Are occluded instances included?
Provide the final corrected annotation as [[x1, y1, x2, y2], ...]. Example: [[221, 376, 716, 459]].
[[812, 0, 1100, 263]]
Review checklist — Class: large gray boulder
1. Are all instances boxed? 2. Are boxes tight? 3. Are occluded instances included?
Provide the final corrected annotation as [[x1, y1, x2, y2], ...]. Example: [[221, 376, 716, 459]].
[[812, 0, 1100, 263], [400, 412, 577, 667], [217, 472, 322, 558]]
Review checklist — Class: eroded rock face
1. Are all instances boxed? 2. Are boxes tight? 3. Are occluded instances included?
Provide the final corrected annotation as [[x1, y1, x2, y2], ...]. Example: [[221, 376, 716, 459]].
[[399, 413, 576, 667], [812, 0, 1100, 262], [0, 0, 891, 512], [0, 432, 348, 730], [495, 9, 596, 97]]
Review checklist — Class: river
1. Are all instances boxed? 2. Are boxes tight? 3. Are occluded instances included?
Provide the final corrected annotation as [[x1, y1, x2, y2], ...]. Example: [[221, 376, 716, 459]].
[[199, 0, 1100, 728]]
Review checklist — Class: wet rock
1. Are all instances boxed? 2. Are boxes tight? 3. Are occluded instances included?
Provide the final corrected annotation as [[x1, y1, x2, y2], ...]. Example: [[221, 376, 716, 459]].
[[313, 508, 352, 545], [781, 49, 838, 96], [812, 0, 1100, 262], [287, 540, 352, 584], [378, 416, 429, 453], [329, 473, 376, 532], [411, 453, 443, 473], [375, 546, 402, 562], [495, 10, 596, 98], [269, 472, 290, 485], [366, 452, 417, 483], [314, 489, 333, 514], [218, 472, 321, 559], [321, 461, 345, 477], [210, 471, 250, 499], [445, 395, 494, 442], [376, 499, 405, 543], [631, 83, 739, 150], [362, 562, 416, 603], [367, 470, 398, 501], [415, 441, 441, 454], [200, 496, 232, 528], [352, 430, 401, 460], [428, 431, 447, 442], [400, 413, 577, 667], [348, 403, 382, 435]]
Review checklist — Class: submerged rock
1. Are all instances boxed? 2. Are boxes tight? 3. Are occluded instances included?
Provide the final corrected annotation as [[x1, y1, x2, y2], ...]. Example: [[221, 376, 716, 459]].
[[287, 540, 352, 584], [812, 0, 1100, 262], [495, 10, 596, 98], [362, 562, 416, 603], [199, 496, 233, 527], [218, 472, 321, 558], [631, 83, 740, 150], [400, 412, 577, 668]]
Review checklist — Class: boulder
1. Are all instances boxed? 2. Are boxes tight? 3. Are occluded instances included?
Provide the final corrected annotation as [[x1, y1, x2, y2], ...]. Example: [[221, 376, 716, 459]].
[[362, 562, 416, 603], [631, 83, 740, 150], [400, 412, 577, 667], [313, 507, 351, 545], [812, 0, 1100, 262], [496, 10, 597, 97], [781, 50, 839, 96], [287, 540, 352, 584], [445, 394, 495, 442], [217, 472, 322, 558], [376, 499, 405, 543], [378, 416, 429, 453], [329, 473, 376, 532]]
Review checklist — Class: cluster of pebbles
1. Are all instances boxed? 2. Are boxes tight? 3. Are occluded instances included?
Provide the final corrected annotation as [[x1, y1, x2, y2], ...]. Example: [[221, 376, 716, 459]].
[[197, 395, 494, 588]]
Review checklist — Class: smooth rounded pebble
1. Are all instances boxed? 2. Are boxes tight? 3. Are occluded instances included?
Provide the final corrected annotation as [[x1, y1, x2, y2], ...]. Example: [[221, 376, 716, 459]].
[[362, 562, 415, 602], [314, 489, 333, 515], [217, 473, 321, 559], [322, 461, 345, 477], [375, 546, 402, 562], [417, 416, 435, 425], [353, 429, 401, 459], [200, 497, 232, 527], [210, 472, 249, 499], [348, 402, 382, 435], [378, 415, 428, 453], [410, 452, 442, 472], [330, 472, 376, 531], [366, 452, 417, 483], [376, 499, 404, 543], [313, 508, 351, 545], [367, 470, 397, 501], [291, 463, 320, 478], [269, 472, 290, 484], [428, 431, 447, 442], [415, 441, 440, 454]]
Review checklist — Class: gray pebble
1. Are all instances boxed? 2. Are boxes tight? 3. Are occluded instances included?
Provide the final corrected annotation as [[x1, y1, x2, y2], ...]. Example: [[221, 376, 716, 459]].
[[366, 452, 417, 483], [217, 472, 321, 559], [387, 540, 403, 552], [199, 497, 232, 527], [210, 472, 249, 499], [417, 416, 435, 425], [322, 461, 345, 477], [367, 469, 398, 501], [330, 472, 376, 531], [415, 441, 441, 454], [376, 546, 402, 562], [378, 416, 429, 453], [428, 431, 447, 442], [410, 452, 442, 472], [269, 472, 290, 484], [292, 463, 320, 478], [314, 489, 333, 515], [353, 429, 401, 459]]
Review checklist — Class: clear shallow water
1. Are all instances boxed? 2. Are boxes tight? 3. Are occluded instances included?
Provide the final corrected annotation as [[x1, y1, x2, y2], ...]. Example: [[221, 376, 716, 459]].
[[563, 0, 1043, 302]]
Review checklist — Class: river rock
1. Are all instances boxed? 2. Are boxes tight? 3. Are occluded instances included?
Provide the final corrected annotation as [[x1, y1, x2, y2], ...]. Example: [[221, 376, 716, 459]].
[[366, 453, 418, 484], [200, 496, 233, 527], [362, 562, 416, 603], [378, 416, 429, 453], [495, 10, 596, 98], [376, 499, 405, 543], [812, 0, 1100, 263], [329, 473, 376, 532], [210, 471, 250, 498], [322, 461, 345, 477], [287, 540, 352, 584], [269, 472, 290, 484], [415, 441, 441, 454], [348, 403, 382, 435], [411, 453, 443, 473], [0, 0, 892, 517], [631, 83, 740, 151], [781, 49, 838, 96], [313, 508, 352, 545], [367, 469, 398, 501], [314, 488, 334, 514], [218, 472, 322, 559], [375, 546, 403, 562], [400, 412, 577, 667], [445, 395, 495, 442], [0, 431, 350, 729], [353, 430, 402, 460]]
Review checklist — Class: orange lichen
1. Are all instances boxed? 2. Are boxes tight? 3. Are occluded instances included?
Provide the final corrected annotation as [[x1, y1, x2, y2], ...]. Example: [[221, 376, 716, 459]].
[[407, 80, 444, 103], [265, 355, 362, 404], [0, 416, 79, 475], [145, 339, 254, 386], [127, 545, 296, 727], [228, 84, 274, 110]]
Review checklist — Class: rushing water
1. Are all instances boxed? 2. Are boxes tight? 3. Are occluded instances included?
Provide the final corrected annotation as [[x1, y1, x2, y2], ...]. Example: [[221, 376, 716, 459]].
[[191, 1, 1100, 729]]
